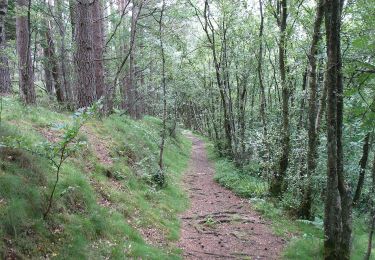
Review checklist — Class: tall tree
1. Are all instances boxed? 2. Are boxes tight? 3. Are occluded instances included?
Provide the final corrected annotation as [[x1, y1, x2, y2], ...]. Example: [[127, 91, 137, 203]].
[[124, 0, 140, 118], [324, 0, 352, 258], [16, 0, 35, 104], [56, 0, 74, 105], [92, 0, 105, 100], [270, 0, 289, 197], [75, 0, 96, 108], [365, 153, 375, 260], [299, 0, 324, 220], [257, 0, 269, 173], [157, 0, 166, 186], [0, 0, 11, 94], [43, 19, 64, 102], [353, 133, 371, 205]]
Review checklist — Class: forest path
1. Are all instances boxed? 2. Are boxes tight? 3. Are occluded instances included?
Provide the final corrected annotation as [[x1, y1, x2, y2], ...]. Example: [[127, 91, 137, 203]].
[[177, 133, 284, 259]]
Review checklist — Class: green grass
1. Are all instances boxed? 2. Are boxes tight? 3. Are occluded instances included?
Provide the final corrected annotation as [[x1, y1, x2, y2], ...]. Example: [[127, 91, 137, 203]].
[[204, 140, 268, 198], [0, 97, 192, 259], [202, 135, 375, 260]]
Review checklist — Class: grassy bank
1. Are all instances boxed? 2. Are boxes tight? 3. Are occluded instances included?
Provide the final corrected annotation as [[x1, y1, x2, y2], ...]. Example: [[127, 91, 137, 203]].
[[0, 97, 191, 259], [203, 139, 373, 260]]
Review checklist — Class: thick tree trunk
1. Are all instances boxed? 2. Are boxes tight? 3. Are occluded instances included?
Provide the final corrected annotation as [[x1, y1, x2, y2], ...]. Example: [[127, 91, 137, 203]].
[[75, 0, 96, 108], [353, 133, 371, 205], [324, 0, 352, 258], [0, 0, 11, 94], [16, 0, 35, 104], [299, 0, 324, 220]]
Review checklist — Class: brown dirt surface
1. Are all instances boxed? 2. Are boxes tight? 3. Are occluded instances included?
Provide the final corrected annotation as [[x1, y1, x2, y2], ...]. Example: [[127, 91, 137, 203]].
[[178, 133, 284, 259], [82, 126, 113, 166]]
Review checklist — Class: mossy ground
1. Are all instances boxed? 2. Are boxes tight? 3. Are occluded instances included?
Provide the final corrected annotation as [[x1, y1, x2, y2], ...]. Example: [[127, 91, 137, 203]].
[[0, 97, 191, 259]]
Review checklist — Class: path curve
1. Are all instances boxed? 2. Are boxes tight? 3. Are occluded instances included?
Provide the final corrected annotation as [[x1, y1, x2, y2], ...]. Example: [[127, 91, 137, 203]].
[[178, 133, 284, 259]]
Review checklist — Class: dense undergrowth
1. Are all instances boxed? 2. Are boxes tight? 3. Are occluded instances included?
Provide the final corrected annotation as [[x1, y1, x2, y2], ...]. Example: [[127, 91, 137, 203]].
[[0, 97, 191, 259], [203, 138, 374, 260]]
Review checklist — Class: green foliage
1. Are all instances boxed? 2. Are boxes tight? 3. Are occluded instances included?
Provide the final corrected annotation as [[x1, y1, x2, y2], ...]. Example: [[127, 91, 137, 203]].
[[1, 102, 101, 219], [205, 141, 268, 198], [0, 98, 192, 258], [206, 132, 375, 259]]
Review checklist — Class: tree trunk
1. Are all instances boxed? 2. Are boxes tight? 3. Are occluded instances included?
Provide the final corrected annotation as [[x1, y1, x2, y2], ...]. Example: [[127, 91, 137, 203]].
[[92, 0, 105, 100], [324, 0, 352, 258], [299, 0, 324, 220], [365, 153, 375, 260], [16, 0, 35, 104], [43, 19, 64, 102], [353, 133, 371, 205], [270, 0, 289, 197], [0, 0, 11, 94], [123, 0, 140, 118], [56, 0, 74, 106], [258, 0, 270, 176], [75, 0, 96, 108], [157, 0, 166, 187], [42, 48, 53, 95]]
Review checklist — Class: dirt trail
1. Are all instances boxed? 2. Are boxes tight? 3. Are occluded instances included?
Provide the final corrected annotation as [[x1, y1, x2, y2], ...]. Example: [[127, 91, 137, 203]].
[[178, 133, 284, 259]]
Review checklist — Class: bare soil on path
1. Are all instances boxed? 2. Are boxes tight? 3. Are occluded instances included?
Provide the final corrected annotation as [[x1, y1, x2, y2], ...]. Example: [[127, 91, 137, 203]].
[[178, 133, 284, 259]]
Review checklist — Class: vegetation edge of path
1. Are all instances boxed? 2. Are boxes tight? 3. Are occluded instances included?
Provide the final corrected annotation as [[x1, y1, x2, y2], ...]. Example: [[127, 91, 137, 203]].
[[199, 135, 371, 260]]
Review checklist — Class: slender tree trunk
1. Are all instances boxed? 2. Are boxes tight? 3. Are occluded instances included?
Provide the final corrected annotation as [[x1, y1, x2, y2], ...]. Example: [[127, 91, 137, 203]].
[[336, 3, 352, 257], [43, 19, 64, 102], [297, 69, 308, 130], [92, 0, 105, 100], [125, 0, 139, 118], [56, 0, 73, 106], [353, 133, 371, 205], [315, 74, 327, 132], [75, 0, 96, 108], [16, 0, 35, 104], [0, 0, 11, 94], [258, 0, 270, 175], [270, 0, 289, 197], [43, 58, 53, 96], [157, 0, 166, 186], [299, 0, 324, 220], [365, 153, 375, 260], [196, 0, 233, 155]]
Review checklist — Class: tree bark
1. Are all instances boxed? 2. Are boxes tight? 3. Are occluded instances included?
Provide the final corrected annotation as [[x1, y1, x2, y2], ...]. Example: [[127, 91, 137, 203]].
[[75, 0, 96, 108], [92, 0, 105, 100], [56, 0, 74, 106], [43, 19, 64, 102], [353, 133, 371, 205], [270, 0, 289, 197], [258, 0, 270, 176], [365, 153, 375, 260], [299, 0, 324, 220], [324, 0, 352, 258], [16, 0, 35, 104], [157, 0, 166, 186], [0, 0, 11, 94]]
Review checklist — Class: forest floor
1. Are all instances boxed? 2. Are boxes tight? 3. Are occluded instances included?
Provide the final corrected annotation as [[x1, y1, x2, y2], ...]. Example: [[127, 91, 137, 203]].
[[178, 133, 285, 259]]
